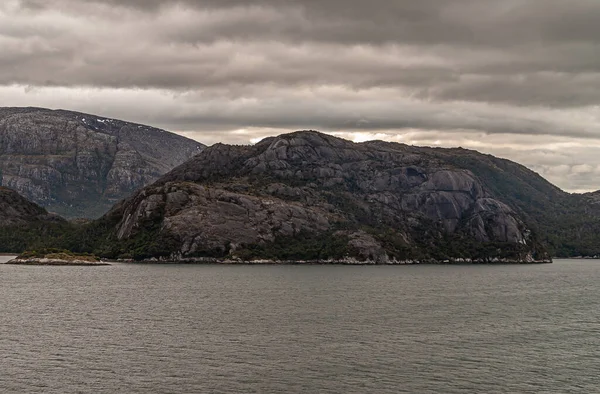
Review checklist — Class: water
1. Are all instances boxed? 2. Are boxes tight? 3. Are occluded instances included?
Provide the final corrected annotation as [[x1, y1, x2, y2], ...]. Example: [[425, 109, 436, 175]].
[[1, 257, 599, 393]]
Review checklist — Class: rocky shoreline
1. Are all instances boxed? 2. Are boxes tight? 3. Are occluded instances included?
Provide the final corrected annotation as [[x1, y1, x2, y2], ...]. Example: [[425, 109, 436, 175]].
[[118, 256, 552, 265], [6, 258, 111, 266]]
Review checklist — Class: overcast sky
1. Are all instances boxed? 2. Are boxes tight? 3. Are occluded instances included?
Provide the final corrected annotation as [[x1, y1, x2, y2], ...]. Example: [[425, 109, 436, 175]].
[[1, 0, 600, 192]]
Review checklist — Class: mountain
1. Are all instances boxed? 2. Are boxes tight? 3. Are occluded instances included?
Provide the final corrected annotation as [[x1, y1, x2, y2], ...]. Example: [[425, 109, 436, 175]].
[[8, 129, 598, 261], [89, 131, 551, 262], [0, 107, 205, 218]]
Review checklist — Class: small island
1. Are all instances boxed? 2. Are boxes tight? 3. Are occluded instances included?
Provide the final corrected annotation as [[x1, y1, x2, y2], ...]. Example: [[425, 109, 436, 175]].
[[6, 249, 111, 266]]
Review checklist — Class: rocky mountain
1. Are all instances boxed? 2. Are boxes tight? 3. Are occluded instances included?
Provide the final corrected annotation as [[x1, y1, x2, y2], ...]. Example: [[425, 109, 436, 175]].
[[92, 131, 551, 263], [0, 107, 205, 218]]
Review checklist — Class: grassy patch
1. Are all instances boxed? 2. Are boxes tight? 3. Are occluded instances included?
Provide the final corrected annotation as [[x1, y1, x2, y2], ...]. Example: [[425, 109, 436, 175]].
[[18, 248, 99, 261]]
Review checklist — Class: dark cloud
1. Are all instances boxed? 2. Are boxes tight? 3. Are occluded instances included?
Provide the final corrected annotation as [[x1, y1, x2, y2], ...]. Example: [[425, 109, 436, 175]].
[[2, 0, 600, 190], [19, 0, 600, 46], [2, 1, 599, 103]]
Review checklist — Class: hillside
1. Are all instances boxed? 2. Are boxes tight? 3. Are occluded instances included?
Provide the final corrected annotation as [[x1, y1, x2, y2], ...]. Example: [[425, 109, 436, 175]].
[[85, 131, 551, 262], [437, 149, 600, 257], [7, 130, 600, 260], [0, 186, 63, 226], [0, 107, 205, 218], [0, 186, 67, 252]]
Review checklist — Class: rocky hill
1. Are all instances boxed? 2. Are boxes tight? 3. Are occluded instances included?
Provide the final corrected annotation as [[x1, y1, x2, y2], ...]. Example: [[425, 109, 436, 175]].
[[91, 131, 551, 263], [0, 186, 63, 226], [0, 107, 205, 218], [0, 186, 67, 252]]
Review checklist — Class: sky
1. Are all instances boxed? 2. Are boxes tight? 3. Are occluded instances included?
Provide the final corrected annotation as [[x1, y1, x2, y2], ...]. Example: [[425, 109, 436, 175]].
[[1, 0, 600, 192]]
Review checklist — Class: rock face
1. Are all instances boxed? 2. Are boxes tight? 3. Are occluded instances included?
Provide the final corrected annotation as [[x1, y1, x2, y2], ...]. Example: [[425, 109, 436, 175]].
[[0, 107, 205, 218], [0, 186, 63, 226], [99, 131, 550, 263]]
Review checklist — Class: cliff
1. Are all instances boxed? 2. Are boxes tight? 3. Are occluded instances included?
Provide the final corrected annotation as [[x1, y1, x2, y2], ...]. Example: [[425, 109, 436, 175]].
[[95, 131, 551, 263], [0, 107, 205, 218]]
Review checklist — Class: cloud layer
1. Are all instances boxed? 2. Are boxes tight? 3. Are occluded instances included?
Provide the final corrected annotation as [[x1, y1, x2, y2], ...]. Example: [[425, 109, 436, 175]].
[[1, 0, 600, 191]]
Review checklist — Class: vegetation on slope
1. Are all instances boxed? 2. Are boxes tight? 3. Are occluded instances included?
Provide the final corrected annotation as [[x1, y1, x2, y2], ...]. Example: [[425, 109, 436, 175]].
[[442, 150, 600, 257], [17, 248, 99, 262]]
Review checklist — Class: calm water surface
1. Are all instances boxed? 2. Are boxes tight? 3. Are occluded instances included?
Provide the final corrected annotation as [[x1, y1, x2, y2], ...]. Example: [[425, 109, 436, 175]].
[[1, 257, 599, 393]]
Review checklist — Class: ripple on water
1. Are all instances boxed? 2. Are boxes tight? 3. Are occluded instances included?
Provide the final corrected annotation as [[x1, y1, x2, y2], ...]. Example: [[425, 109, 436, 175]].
[[0, 259, 599, 393]]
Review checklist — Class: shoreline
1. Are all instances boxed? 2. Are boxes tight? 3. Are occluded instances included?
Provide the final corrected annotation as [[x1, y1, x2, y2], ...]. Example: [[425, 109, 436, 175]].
[[5, 258, 111, 266], [112, 257, 553, 265], [2, 255, 554, 266]]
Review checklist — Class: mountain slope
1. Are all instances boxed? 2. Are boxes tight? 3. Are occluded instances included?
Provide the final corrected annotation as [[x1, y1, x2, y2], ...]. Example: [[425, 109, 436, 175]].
[[0, 186, 67, 253], [436, 149, 600, 256], [91, 131, 551, 262], [0, 107, 205, 218], [0, 186, 63, 226]]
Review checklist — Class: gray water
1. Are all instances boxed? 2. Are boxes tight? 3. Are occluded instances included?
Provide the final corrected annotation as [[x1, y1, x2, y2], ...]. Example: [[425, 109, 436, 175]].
[[1, 257, 599, 393]]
